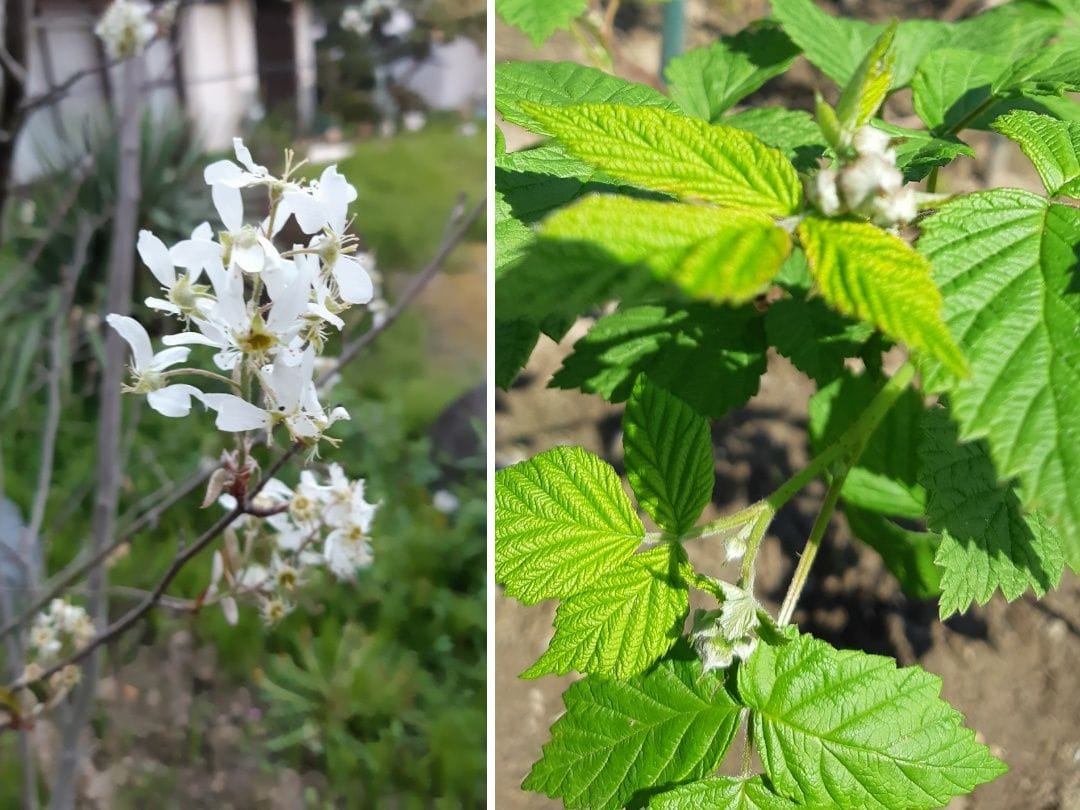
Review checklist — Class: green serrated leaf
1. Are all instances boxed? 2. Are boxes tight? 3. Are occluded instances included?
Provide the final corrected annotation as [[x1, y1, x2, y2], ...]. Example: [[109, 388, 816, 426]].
[[946, 1, 1063, 64], [495, 190, 535, 277], [540, 195, 792, 304], [724, 107, 827, 172], [798, 216, 968, 378], [495, 446, 644, 605], [518, 103, 803, 216], [665, 25, 800, 122], [523, 544, 689, 679], [523, 648, 742, 810], [809, 370, 927, 519], [496, 61, 678, 132], [871, 120, 975, 181], [844, 505, 942, 600], [911, 49, 1009, 134], [993, 44, 1080, 98], [551, 303, 767, 419], [650, 776, 798, 809], [993, 109, 1080, 197], [765, 296, 873, 386], [495, 0, 588, 46], [769, 0, 948, 89], [495, 235, 661, 332], [623, 376, 714, 534], [919, 407, 1064, 617], [918, 189, 1080, 569], [836, 22, 896, 133], [495, 319, 540, 389], [740, 633, 1007, 808]]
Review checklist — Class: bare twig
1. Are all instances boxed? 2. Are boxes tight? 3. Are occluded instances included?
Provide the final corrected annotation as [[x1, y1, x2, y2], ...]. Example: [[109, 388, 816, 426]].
[[52, 55, 143, 809], [319, 195, 484, 386], [20, 217, 96, 582]]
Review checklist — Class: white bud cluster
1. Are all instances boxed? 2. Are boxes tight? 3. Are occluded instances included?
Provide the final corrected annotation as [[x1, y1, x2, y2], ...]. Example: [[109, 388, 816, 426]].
[[690, 582, 761, 672], [107, 138, 381, 448], [94, 0, 158, 60], [808, 125, 918, 227], [22, 599, 95, 688], [208, 464, 378, 625]]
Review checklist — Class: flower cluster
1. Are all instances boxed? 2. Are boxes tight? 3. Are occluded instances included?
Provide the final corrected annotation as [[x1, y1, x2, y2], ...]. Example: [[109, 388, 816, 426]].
[[94, 0, 158, 60], [808, 125, 918, 227], [690, 581, 761, 672], [340, 0, 413, 37], [23, 599, 94, 688], [107, 139, 378, 448], [207, 464, 378, 625]]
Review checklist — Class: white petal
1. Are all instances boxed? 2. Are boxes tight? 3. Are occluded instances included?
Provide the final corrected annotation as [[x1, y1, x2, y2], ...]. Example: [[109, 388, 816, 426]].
[[317, 165, 356, 233], [150, 345, 191, 370], [267, 358, 308, 411], [147, 383, 203, 417], [106, 314, 153, 371], [307, 302, 344, 330], [145, 296, 182, 315], [233, 138, 265, 176], [137, 230, 175, 287], [201, 393, 270, 432], [204, 159, 244, 186], [221, 596, 239, 626], [191, 221, 213, 241], [332, 255, 374, 304], [267, 260, 313, 333], [171, 238, 221, 270], [162, 326, 223, 348], [212, 183, 244, 232], [233, 242, 265, 274], [282, 189, 327, 234]]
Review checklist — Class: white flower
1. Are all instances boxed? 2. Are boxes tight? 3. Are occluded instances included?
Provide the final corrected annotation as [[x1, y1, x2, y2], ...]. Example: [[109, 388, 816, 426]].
[[852, 125, 895, 162], [839, 154, 903, 212], [138, 227, 218, 317], [872, 185, 919, 226], [811, 168, 842, 217], [95, 0, 156, 60], [323, 483, 377, 579], [106, 314, 204, 417]]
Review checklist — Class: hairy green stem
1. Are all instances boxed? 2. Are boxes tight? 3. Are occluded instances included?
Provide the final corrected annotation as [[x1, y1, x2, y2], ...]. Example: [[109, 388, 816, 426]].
[[777, 469, 848, 626]]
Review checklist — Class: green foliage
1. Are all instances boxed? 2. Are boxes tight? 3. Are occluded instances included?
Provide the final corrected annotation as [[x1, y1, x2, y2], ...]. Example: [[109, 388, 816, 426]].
[[523, 649, 742, 810], [495, 446, 644, 604], [740, 633, 1006, 807], [651, 776, 797, 809], [495, 5, 1078, 806], [918, 189, 1080, 569], [993, 109, 1080, 196], [664, 24, 800, 122], [920, 407, 1064, 617], [550, 303, 768, 419], [496, 0, 588, 46], [522, 544, 688, 679], [518, 103, 803, 215], [495, 61, 678, 132], [798, 216, 967, 378], [539, 195, 792, 304], [623, 377, 714, 534]]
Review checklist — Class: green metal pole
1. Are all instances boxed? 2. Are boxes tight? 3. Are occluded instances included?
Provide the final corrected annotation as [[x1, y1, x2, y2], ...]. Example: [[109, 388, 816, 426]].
[[660, 0, 686, 77]]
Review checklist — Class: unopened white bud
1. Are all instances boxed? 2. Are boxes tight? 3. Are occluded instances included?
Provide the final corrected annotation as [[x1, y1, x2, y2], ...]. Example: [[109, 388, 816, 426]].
[[852, 125, 894, 161], [812, 168, 843, 217]]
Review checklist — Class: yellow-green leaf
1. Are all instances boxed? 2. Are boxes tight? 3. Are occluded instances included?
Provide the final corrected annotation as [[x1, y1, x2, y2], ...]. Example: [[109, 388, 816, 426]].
[[541, 195, 792, 304], [518, 102, 803, 216], [798, 216, 967, 377]]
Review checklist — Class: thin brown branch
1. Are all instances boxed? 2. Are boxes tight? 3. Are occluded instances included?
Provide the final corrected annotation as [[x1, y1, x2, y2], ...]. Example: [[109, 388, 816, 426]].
[[6, 443, 303, 697], [319, 195, 484, 387], [0, 461, 212, 644]]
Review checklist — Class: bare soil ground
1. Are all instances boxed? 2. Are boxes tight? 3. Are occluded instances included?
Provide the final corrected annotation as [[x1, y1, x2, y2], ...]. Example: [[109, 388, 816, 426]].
[[495, 1, 1080, 807]]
